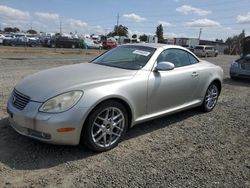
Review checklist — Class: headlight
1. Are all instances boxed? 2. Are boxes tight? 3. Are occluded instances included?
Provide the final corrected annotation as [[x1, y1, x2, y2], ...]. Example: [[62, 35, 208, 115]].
[[40, 91, 83, 113], [231, 62, 239, 68]]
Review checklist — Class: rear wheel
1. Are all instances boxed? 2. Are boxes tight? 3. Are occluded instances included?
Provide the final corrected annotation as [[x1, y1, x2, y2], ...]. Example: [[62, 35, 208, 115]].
[[202, 83, 219, 112], [83, 100, 128, 152]]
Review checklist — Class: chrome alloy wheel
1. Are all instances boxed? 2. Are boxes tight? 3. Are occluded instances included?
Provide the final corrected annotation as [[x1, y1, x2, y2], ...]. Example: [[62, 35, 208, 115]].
[[205, 84, 218, 110], [91, 107, 125, 148]]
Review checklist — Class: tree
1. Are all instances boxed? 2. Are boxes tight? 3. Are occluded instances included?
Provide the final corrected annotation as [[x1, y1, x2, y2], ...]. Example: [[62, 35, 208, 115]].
[[239, 30, 245, 53], [215, 39, 224, 43], [4, 27, 20, 33], [108, 25, 129, 37], [27, 29, 37, 34], [13, 27, 20, 32], [156, 24, 164, 43], [132, 34, 137, 39], [225, 30, 245, 55], [139, 34, 148, 42]]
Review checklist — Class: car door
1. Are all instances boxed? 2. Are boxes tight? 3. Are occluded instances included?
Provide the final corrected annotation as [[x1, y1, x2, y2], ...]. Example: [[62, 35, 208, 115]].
[[148, 48, 200, 114]]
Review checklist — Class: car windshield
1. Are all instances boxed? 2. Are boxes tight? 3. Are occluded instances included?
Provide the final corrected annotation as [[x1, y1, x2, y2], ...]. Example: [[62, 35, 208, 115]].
[[92, 45, 156, 70]]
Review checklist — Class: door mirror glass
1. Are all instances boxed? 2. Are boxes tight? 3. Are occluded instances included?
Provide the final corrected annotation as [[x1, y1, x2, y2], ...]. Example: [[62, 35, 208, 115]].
[[155, 61, 175, 71]]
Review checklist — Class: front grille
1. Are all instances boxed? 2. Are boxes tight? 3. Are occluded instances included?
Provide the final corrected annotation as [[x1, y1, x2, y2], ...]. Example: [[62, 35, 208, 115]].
[[12, 89, 30, 110], [241, 63, 250, 70]]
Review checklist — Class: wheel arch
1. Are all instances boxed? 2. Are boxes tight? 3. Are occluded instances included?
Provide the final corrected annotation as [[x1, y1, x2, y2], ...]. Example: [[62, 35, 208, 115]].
[[79, 96, 133, 144], [210, 78, 222, 95]]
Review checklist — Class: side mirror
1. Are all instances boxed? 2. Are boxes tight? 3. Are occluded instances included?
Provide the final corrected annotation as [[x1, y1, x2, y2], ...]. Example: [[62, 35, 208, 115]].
[[154, 61, 175, 71]]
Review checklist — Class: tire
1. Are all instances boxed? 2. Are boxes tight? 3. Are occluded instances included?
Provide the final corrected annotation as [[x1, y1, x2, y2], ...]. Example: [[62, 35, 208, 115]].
[[230, 74, 237, 80], [82, 100, 128, 152], [201, 83, 219, 112]]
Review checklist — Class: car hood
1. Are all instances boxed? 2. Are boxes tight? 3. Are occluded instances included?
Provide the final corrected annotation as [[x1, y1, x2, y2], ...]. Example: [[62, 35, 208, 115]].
[[15, 63, 137, 102]]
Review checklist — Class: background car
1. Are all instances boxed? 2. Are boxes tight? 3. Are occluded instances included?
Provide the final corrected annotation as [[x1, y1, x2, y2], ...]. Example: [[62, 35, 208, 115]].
[[0, 34, 4, 44], [3, 35, 40, 47], [49, 36, 80, 48], [84, 38, 102, 49], [7, 44, 223, 152], [102, 40, 117, 49], [2, 34, 15, 45], [230, 54, 250, 79], [194, 45, 218, 57]]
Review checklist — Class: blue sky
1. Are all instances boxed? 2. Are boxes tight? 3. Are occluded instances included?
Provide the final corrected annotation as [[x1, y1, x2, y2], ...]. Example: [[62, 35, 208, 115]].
[[0, 0, 250, 40]]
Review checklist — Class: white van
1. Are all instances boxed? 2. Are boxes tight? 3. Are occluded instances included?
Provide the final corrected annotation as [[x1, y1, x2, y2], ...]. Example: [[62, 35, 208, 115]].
[[194, 45, 218, 57]]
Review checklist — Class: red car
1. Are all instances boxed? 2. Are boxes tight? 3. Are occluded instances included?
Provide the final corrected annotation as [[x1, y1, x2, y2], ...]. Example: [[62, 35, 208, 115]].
[[102, 41, 117, 49]]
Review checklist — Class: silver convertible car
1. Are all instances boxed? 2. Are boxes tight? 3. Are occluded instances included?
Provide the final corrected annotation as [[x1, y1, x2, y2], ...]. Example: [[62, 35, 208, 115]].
[[7, 44, 223, 151]]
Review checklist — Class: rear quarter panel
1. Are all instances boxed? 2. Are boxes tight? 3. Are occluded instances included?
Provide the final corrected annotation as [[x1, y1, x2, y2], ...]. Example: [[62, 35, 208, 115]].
[[196, 61, 223, 100]]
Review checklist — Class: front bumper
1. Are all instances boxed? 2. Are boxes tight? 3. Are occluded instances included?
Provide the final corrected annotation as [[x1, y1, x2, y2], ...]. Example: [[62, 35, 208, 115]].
[[7, 97, 88, 145]]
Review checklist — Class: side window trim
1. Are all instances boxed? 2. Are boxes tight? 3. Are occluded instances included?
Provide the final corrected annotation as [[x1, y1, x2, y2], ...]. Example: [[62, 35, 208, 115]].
[[187, 52, 200, 64]]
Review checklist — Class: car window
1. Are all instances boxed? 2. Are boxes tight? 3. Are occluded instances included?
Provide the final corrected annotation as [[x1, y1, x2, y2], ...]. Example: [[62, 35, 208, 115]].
[[92, 45, 156, 70], [188, 53, 199, 64], [205, 47, 213, 50], [195, 46, 204, 50], [157, 49, 191, 68]]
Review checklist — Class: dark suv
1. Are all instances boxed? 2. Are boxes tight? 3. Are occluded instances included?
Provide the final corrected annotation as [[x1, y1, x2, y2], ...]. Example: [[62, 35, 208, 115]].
[[49, 36, 80, 48]]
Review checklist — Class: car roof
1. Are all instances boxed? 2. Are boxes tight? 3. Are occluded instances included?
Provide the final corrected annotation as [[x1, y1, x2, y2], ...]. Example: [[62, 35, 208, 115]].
[[121, 43, 187, 50]]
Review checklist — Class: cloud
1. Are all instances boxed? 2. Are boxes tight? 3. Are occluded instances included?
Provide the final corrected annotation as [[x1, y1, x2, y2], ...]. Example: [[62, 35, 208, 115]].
[[0, 5, 30, 29], [176, 5, 211, 16], [34, 12, 59, 22], [185, 19, 221, 27], [0, 5, 30, 21], [237, 12, 250, 24], [158, 21, 173, 27], [64, 19, 105, 34], [66, 18, 88, 28], [0, 5, 31, 30], [123, 13, 146, 22]]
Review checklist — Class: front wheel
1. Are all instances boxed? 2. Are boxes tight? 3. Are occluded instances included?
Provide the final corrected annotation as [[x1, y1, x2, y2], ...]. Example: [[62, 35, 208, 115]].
[[82, 100, 128, 152], [202, 83, 219, 112]]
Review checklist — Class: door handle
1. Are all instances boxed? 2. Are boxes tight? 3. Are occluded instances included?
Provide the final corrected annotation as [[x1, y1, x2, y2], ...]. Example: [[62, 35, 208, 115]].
[[191, 72, 199, 77]]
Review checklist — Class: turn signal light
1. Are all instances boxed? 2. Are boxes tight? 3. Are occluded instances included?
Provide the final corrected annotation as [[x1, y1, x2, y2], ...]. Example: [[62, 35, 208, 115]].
[[57, 128, 76, 132]]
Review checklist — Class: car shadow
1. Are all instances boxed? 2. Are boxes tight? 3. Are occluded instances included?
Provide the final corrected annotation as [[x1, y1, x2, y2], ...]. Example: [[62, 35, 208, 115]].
[[223, 77, 250, 87], [0, 108, 201, 170]]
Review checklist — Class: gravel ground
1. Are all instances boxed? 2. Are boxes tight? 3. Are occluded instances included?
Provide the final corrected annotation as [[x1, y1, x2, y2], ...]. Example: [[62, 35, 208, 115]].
[[0, 48, 249, 187]]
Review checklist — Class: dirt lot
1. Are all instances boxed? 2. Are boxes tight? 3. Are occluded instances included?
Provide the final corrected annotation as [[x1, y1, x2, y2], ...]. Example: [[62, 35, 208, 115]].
[[0, 47, 249, 187]]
